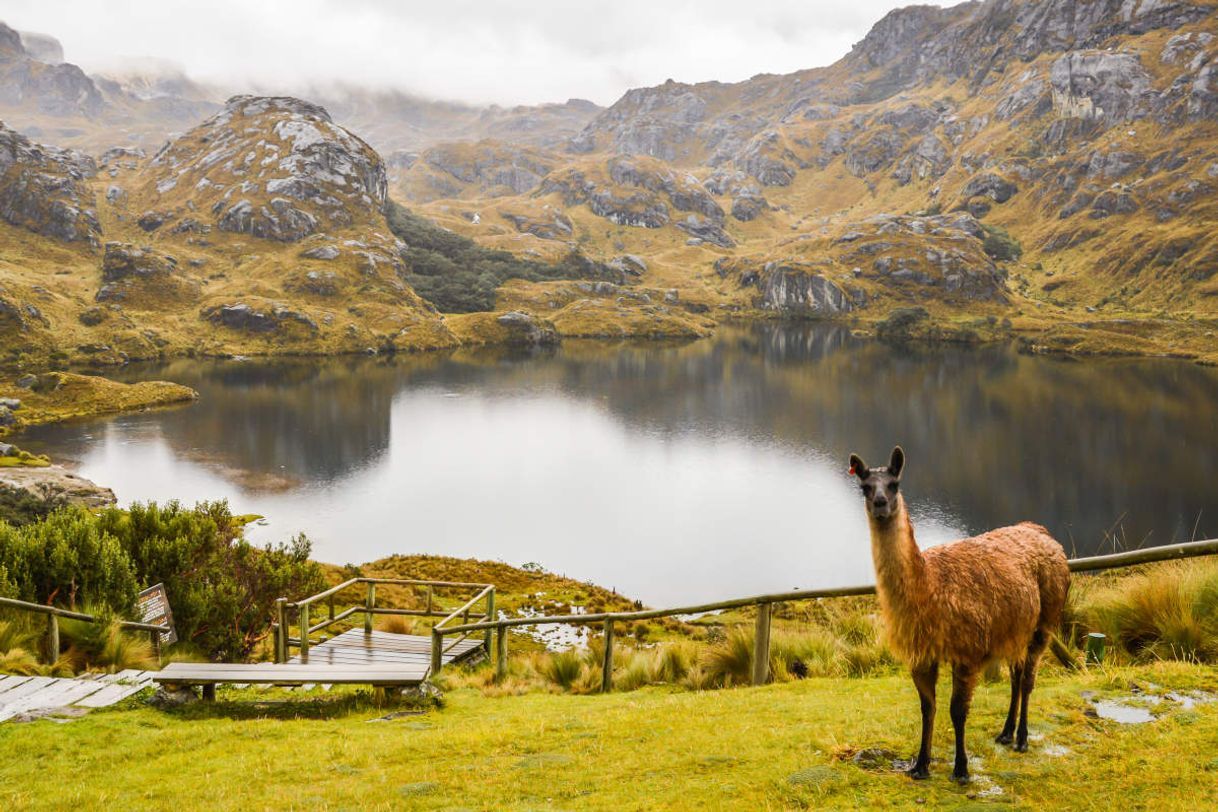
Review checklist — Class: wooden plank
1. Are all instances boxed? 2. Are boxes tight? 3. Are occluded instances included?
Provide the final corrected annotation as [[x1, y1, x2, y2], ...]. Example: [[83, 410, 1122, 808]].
[[0, 676, 33, 696], [0, 676, 55, 703], [74, 680, 152, 708]]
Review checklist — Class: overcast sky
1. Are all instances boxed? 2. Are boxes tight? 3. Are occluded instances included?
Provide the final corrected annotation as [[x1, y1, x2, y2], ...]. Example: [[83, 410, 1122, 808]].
[[3, 0, 954, 107]]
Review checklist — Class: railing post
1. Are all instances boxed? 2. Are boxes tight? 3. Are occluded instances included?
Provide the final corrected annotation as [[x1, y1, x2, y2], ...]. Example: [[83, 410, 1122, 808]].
[[752, 602, 772, 686], [300, 603, 310, 664], [426, 586, 433, 616], [364, 583, 375, 635], [484, 588, 496, 655], [276, 598, 288, 663], [496, 623, 508, 682], [150, 629, 161, 665], [45, 613, 59, 664], [601, 618, 615, 693], [328, 595, 335, 623], [431, 627, 443, 676]]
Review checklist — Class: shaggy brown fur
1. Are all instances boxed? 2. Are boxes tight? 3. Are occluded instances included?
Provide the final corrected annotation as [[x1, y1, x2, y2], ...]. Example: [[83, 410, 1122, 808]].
[[849, 446, 1069, 783]]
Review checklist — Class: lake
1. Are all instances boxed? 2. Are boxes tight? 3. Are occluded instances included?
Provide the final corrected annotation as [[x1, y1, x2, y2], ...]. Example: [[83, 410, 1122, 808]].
[[17, 323, 1218, 606]]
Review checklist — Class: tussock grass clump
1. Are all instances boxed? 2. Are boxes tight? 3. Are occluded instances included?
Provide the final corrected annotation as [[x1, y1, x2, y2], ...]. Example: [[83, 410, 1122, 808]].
[[377, 615, 415, 635], [1075, 560, 1218, 663], [59, 613, 158, 673], [541, 650, 585, 690]]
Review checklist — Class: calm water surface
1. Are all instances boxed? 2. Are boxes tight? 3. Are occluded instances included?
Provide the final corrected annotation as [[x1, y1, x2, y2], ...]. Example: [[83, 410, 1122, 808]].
[[18, 324, 1218, 605]]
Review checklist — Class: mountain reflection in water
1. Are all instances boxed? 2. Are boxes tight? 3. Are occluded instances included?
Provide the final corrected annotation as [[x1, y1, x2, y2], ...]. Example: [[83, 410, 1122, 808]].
[[19, 323, 1218, 605]]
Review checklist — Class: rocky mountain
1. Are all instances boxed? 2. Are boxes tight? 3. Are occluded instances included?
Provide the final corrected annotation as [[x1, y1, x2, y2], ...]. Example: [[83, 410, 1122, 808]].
[[388, 0, 1218, 362], [3, 0, 1218, 367]]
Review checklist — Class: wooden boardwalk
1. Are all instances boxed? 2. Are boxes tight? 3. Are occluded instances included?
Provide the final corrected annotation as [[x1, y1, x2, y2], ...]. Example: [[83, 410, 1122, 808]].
[[288, 628, 485, 668], [0, 670, 154, 722]]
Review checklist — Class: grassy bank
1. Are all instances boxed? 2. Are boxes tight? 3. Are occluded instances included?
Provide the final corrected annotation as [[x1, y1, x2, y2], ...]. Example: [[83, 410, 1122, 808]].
[[1, 662, 1215, 810], [0, 372, 197, 439]]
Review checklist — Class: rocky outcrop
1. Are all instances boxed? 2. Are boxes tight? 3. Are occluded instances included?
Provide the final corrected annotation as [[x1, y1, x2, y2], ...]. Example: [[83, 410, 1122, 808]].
[[0, 120, 99, 242], [202, 301, 319, 334], [1050, 51, 1154, 123], [421, 141, 556, 196], [96, 242, 197, 303], [500, 209, 573, 240], [540, 155, 728, 238], [0, 464, 116, 509], [145, 95, 387, 242], [757, 266, 855, 314]]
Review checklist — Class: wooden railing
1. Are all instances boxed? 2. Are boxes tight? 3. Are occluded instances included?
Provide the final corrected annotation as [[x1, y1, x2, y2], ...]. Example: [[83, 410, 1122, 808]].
[[0, 595, 172, 664], [434, 537, 1218, 691], [273, 577, 495, 666]]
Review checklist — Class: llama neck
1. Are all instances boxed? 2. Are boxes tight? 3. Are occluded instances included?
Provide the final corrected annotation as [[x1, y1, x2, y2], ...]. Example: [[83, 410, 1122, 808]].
[[868, 496, 929, 608]]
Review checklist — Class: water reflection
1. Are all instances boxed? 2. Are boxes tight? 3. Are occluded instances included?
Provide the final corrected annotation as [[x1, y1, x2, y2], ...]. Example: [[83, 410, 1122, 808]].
[[18, 324, 1218, 604]]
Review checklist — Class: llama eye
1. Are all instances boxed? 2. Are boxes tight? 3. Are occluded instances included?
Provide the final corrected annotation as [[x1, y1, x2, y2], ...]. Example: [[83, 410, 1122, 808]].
[[887, 482, 898, 492], [862, 483, 873, 494]]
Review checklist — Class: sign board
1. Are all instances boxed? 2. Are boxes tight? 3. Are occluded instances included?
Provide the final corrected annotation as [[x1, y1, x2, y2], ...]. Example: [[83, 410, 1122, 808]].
[[136, 583, 178, 645]]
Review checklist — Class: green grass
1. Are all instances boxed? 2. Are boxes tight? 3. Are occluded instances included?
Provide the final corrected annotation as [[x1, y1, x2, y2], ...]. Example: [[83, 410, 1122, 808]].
[[1, 662, 1216, 810]]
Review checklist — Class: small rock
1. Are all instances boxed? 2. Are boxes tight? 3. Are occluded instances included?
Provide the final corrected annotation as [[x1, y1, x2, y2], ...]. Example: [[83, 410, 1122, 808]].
[[0, 406, 15, 427], [15, 374, 37, 389], [0, 442, 16, 456], [150, 686, 199, 707], [0, 397, 20, 410]]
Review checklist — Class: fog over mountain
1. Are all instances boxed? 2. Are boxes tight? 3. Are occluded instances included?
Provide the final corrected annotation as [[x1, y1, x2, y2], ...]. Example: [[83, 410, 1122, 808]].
[[1, 0, 949, 106]]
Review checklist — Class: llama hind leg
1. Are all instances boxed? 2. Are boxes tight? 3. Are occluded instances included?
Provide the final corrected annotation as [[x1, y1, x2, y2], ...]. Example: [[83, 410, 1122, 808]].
[[1016, 631, 1049, 752], [950, 664, 978, 783], [907, 663, 938, 780], [996, 663, 1023, 745]]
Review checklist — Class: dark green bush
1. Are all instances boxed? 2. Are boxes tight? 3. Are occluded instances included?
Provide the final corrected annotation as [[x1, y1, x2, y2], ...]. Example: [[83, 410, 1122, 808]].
[[97, 501, 325, 661], [0, 507, 138, 612], [386, 201, 619, 313], [0, 501, 326, 662], [875, 306, 930, 342], [981, 224, 1023, 262], [0, 483, 66, 527]]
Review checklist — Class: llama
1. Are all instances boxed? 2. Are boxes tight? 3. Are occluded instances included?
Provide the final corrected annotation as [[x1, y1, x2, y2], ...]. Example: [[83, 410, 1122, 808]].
[[848, 446, 1069, 783]]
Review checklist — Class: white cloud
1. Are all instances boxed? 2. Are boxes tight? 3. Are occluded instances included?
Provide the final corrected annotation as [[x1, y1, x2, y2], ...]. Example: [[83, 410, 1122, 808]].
[[2, 0, 954, 106]]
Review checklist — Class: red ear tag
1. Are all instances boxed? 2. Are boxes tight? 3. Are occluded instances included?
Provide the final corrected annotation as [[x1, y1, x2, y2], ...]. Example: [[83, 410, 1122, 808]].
[[848, 466, 856, 475]]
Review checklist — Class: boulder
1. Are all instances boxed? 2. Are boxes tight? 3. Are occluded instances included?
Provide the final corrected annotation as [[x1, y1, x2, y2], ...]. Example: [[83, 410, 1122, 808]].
[[731, 194, 767, 222], [495, 311, 560, 346], [203, 302, 319, 334], [961, 173, 1018, 203]]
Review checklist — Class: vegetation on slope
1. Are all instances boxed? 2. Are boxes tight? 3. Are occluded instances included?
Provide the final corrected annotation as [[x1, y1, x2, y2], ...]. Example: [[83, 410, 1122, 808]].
[[386, 201, 618, 313], [0, 500, 324, 663]]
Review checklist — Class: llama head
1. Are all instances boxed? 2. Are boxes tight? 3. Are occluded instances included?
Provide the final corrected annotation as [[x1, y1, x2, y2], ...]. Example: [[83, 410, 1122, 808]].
[[849, 446, 904, 521]]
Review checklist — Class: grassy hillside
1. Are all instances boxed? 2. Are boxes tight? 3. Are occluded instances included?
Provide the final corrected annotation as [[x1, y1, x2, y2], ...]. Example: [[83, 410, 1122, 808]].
[[0, 662, 1215, 809]]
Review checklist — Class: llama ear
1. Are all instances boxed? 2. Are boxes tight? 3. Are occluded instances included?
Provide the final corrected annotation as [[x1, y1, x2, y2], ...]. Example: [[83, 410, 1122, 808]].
[[848, 454, 868, 479], [888, 446, 905, 478]]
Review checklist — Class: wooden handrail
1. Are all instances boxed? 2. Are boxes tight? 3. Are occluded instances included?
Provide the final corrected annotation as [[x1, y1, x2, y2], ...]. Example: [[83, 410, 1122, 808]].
[[0, 595, 171, 634], [437, 537, 1218, 637], [290, 577, 494, 608], [432, 537, 1218, 689]]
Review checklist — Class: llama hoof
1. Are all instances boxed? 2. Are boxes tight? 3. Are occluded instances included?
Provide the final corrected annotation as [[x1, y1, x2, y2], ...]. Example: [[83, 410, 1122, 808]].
[[906, 765, 931, 781], [995, 732, 1014, 746], [1014, 741, 1029, 753], [951, 771, 971, 785]]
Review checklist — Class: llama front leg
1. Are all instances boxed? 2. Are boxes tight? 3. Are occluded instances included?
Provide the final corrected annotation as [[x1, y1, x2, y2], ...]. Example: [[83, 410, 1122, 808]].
[[1016, 631, 1049, 752], [996, 663, 1023, 745], [908, 663, 938, 780], [950, 664, 978, 783]]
